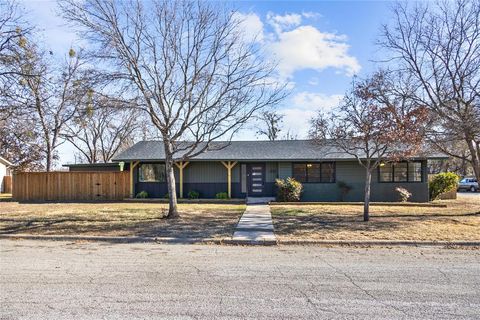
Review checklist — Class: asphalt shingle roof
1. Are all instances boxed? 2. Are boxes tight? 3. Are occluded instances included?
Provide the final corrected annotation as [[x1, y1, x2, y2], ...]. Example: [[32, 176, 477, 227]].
[[113, 140, 446, 162]]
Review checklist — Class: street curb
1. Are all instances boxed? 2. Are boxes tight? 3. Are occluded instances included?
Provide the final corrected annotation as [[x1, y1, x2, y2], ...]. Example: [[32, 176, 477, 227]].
[[0, 234, 478, 247], [0, 234, 278, 246], [223, 239, 278, 246], [0, 234, 222, 244], [277, 239, 480, 247]]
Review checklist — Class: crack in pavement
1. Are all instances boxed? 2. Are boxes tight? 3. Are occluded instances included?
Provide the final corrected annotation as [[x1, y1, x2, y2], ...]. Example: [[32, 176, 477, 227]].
[[275, 265, 334, 316], [322, 259, 409, 317]]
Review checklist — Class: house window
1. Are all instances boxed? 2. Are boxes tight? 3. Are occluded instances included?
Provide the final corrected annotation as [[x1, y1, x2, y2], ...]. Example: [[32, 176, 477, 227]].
[[307, 163, 321, 182], [394, 162, 408, 182], [408, 162, 422, 182], [139, 163, 166, 182], [292, 164, 306, 182], [321, 162, 335, 183], [241, 164, 247, 193], [293, 162, 335, 183], [379, 163, 393, 182], [379, 162, 423, 182]]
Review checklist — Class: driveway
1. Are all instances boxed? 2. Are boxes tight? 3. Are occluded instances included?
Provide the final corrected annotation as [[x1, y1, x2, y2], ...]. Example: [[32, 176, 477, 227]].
[[458, 191, 480, 199], [1, 240, 479, 319]]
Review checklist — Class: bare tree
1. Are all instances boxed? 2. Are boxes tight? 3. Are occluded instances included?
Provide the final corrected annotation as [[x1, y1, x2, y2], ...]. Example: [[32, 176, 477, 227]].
[[8, 37, 90, 171], [256, 110, 284, 141], [0, 1, 32, 78], [63, 98, 140, 164], [0, 1, 33, 121], [379, 0, 480, 182], [60, 0, 286, 217], [310, 72, 428, 221], [0, 117, 45, 171], [282, 129, 298, 140]]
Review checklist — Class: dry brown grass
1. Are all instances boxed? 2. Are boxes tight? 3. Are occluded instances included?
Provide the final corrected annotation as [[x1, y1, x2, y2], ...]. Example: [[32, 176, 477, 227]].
[[0, 202, 245, 239], [0, 193, 11, 199], [271, 195, 480, 241]]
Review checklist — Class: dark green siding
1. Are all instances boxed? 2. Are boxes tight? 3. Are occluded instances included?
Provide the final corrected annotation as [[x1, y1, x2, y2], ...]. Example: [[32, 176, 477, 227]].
[[183, 161, 231, 183], [278, 162, 292, 179], [134, 160, 429, 202], [265, 162, 278, 182], [283, 160, 429, 202]]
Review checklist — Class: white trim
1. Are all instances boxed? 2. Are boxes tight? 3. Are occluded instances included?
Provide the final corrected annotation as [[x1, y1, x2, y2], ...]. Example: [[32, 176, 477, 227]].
[[0, 157, 12, 167]]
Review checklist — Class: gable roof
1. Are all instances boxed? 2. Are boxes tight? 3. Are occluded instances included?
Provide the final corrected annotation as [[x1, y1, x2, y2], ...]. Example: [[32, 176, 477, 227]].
[[0, 157, 12, 166], [113, 140, 447, 162]]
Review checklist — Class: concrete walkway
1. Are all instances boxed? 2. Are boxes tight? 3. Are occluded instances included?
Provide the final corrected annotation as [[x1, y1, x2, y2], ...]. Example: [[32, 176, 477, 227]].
[[232, 200, 276, 244]]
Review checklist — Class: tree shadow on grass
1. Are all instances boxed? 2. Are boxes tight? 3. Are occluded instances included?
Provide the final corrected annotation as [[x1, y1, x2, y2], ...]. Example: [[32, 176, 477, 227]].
[[0, 214, 241, 239], [272, 215, 403, 235], [272, 211, 480, 236]]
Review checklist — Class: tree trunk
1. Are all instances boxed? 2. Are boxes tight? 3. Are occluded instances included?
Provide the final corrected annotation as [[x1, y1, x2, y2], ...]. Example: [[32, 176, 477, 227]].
[[164, 142, 179, 218], [363, 167, 372, 222], [466, 138, 480, 182], [45, 151, 52, 172]]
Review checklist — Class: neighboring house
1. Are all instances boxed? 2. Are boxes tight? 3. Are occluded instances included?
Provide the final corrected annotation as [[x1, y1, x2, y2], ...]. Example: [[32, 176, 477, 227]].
[[97, 140, 445, 202], [0, 157, 12, 193]]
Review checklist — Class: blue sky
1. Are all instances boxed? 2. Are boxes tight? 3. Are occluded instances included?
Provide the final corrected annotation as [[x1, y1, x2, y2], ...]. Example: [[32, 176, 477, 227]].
[[20, 0, 395, 164]]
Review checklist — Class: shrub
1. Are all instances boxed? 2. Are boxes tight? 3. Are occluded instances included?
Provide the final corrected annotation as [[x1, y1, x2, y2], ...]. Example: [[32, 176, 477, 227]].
[[188, 190, 200, 199], [135, 191, 148, 199], [164, 193, 170, 199], [275, 177, 303, 202], [395, 187, 412, 202], [215, 192, 228, 199], [429, 172, 459, 200], [337, 181, 352, 201]]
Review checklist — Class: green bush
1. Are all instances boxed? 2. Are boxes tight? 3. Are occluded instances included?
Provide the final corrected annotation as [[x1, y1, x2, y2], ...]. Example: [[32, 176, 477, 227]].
[[215, 192, 228, 199], [164, 193, 170, 199], [135, 191, 148, 199], [275, 177, 303, 202], [188, 190, 200, 199], [429, 172, 459, 200]]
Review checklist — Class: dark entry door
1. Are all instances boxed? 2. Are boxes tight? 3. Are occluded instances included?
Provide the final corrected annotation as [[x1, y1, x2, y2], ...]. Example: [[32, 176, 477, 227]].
[[247, 163, 265, 196]]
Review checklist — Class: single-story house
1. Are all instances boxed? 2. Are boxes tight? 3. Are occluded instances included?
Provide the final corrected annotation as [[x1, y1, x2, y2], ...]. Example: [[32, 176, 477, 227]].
[[103, 140, 445, 202], [0, 157, 12, 193]]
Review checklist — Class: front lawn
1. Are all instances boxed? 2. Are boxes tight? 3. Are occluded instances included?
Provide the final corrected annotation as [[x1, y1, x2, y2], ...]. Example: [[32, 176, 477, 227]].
[[0, 202, 245, 239], [271, 195, 480, 241]]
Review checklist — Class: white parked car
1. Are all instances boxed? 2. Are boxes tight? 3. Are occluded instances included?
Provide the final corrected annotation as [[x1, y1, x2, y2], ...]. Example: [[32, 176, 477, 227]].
[[457, 177, 479, 192]]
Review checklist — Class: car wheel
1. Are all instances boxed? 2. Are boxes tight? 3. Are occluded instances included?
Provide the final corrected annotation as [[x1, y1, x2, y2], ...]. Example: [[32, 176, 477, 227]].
[[470, 186, 476, 192]]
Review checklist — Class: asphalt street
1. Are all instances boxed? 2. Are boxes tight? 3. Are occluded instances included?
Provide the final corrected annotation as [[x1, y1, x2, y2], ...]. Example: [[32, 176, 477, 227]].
[[1, 240, 479, 319]]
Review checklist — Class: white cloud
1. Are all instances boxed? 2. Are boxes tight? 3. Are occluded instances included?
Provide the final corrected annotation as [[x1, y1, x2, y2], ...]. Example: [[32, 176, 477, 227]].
[[237, 12, 361, 80], [302, 11, 322, 19], [279, 92, 344, 138], [292, 92, 343, 112], [267, 25, 361, 78], [267, 12, 302, 33], [233, 12, 265, 43]]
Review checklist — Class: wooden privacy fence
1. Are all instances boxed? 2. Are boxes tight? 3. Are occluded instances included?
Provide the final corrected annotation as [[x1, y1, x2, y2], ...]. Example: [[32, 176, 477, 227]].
[[2, 176, 12, 193], [13, 171, 130, 201]]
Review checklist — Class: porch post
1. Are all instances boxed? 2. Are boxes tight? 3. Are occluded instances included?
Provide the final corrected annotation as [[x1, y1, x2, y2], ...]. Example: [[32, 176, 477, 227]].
[[174, 161, 189, 198], [221, 161, 238, 198], [129, 161, 140, 198]]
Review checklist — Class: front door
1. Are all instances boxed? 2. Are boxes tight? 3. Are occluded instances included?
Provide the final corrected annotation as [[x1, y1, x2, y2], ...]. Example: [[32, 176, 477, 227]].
[[247, 163, 265, 196]]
